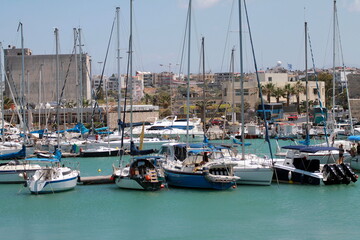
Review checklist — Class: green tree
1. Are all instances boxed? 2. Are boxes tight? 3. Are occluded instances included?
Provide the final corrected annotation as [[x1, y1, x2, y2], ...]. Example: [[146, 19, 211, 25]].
[[261, 82, 275, 103], [318, 72, 333, 108], [283, 83, 295, 106], [272, 87, 284, 103], [293, 81, 306, 113]]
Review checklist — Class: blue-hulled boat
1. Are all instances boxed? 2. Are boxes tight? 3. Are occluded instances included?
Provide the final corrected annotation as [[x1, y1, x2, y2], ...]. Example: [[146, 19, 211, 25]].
[[159, 143, 239, 190], [0, 144, 26, 160]]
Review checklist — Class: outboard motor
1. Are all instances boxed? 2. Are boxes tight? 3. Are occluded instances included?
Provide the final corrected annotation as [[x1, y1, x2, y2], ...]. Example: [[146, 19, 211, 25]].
[[333, 164, 351, 184], [323, 164, 342, 185], [340, 163, 358, 183]]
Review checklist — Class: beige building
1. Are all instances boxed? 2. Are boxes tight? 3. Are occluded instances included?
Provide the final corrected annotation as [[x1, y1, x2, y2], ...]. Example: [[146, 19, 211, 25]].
[[4, 47, 91, 106], [258, 72, 326, 106], [222, 77, 259, 110]]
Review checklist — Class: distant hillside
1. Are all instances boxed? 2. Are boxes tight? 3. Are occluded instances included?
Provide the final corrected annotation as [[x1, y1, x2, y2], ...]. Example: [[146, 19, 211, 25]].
[[348, 74, 360, 99]]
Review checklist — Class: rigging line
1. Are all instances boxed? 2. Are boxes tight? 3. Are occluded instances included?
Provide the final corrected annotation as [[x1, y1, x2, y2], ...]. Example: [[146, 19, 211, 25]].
[[307, 31, 329, 146], [243, 0, 274, 161], [119, 32, 133, 165], [57, 43, 77, 111], [177, 5, 190, 77], [335, 9, 354, 134], [91, 15, 116, 131], [220, 0, 236, 72]]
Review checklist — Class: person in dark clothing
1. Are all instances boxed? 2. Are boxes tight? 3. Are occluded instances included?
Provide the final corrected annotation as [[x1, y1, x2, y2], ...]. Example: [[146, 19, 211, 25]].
[[357, 143, 360, 155], [338, 144, 344, 164]]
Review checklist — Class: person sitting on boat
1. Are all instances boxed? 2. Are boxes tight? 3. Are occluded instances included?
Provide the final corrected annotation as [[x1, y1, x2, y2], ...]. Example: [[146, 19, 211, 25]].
[[338, 144, 344, 164], [349, 143, 357, 157], [357, 143, 360, 155]]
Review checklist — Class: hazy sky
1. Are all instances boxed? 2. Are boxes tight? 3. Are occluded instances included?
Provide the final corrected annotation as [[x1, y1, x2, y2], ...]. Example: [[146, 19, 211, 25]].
[[1, 0, 360, 76]]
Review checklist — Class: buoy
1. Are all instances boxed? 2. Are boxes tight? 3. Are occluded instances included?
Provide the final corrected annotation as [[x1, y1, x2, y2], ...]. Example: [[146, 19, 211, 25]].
[[160, 184, 165, 188], [145, 175, 151, 181], [232, 185, 237, 189], [98, 169, 102, 172]]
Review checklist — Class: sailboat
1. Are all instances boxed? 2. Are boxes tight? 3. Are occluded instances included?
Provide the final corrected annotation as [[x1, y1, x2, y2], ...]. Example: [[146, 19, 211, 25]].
[[273, 19, 357, 185], [26, 28, 80, 194], [112, 3, 164, 191], [220, 0, 273, 186], [160, 0, 239, 190]]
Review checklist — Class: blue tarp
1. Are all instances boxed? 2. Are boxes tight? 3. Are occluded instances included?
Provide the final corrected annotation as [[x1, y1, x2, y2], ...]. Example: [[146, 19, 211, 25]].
[[232, 138, 252, 146], [0, 145, 26, 160], [348, 135, 360, 141], [26, 149, 62, 162]]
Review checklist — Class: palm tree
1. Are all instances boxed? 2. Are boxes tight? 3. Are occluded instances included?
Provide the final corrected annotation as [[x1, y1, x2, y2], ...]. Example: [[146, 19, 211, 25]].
[[283, 83, 294, 106], [272, 87, 284, 103], [141, 93, 153, 104], [261, 82, 275, 103], [293, 81, 306, 113]]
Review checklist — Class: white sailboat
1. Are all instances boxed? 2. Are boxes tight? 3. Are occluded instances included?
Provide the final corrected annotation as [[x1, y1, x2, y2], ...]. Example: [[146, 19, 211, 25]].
[[112, 4, 164, 191], [225, 0, 273, 185], [27, 28, 80, 194]]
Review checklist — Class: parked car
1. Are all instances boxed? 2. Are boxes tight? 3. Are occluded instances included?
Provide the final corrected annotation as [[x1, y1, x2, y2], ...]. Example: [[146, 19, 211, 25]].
[[288, 114, 298, 121], [210, 119, 224, 125]]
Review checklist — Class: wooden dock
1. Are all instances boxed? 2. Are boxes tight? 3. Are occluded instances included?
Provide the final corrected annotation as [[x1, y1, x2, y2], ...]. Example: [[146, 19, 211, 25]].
[[78, 175, 115, 185]]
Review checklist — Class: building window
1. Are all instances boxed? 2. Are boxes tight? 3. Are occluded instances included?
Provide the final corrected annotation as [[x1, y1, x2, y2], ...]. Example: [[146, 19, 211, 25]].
[[313, 88, 318, 95], [268, 77, 272, 82], [243, 89, 249, 95], [224, 88, 227, 97], [235, 89, 241, 96]]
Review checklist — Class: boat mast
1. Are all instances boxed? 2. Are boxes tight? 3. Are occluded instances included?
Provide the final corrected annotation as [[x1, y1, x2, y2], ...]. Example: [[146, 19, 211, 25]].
[[230, 46, 236, 124], [78, 27, 84, 126], [73, 28, 79, 123], [116, 7, 122, 135], [238, 0, 245, 159], [305, 22, 310, 145], [332, 0, 336, 125], [39, 64, 43, 129], [55, 28, 60, 148], [186, 0, 192, 147], [18, 22, 27, 143], [201, 37, 206, 132], [129, 0, 133, 142]]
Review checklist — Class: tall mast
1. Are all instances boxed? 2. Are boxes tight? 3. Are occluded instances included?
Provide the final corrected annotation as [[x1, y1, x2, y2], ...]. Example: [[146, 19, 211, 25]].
[[201, 37, 206, 132], [73, 28, 79, 123], [18, 22, 27, 143], [116, 7, 122, 134], [78, 27, 83, 125], [129, 0, 133, 141], [39, 64, 43, 129], [305, 22, 309, 144], [332, 0, 336, 124], [238, 0, 245, 159], [230, 47, 235, 124], [55, 28, 60, 147], [186, 0, 192, 147]]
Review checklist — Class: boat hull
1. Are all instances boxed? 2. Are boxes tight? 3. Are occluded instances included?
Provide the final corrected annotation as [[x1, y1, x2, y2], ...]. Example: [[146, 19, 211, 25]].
[[273, 165, 322, 185], [164, 169, 235, 190], [28, 176, 78, 194], [116, 177, 162, 191], [234, 167, 273, 186], [80, 150, 121, 157]]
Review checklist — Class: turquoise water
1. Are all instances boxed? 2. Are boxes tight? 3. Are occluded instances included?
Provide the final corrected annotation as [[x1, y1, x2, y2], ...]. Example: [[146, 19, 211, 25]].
[[1, 139, 359, 240]]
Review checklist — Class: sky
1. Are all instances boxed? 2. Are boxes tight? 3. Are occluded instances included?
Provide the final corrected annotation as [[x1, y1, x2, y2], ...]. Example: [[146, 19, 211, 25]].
[[1, 0, 360, 76]]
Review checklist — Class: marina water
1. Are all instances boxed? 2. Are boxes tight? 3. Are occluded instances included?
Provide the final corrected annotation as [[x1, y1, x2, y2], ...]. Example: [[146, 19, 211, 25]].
[[1, 139, 359, 240]]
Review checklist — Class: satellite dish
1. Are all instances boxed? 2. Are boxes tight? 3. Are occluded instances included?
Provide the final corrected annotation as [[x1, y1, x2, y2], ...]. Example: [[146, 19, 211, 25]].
[[276, 61, 282, 66]]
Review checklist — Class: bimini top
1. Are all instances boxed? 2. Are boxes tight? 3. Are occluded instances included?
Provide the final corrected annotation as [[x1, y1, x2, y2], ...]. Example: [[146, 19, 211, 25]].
[[348, 135, 360, 141], [282, 145, 340, 153]]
